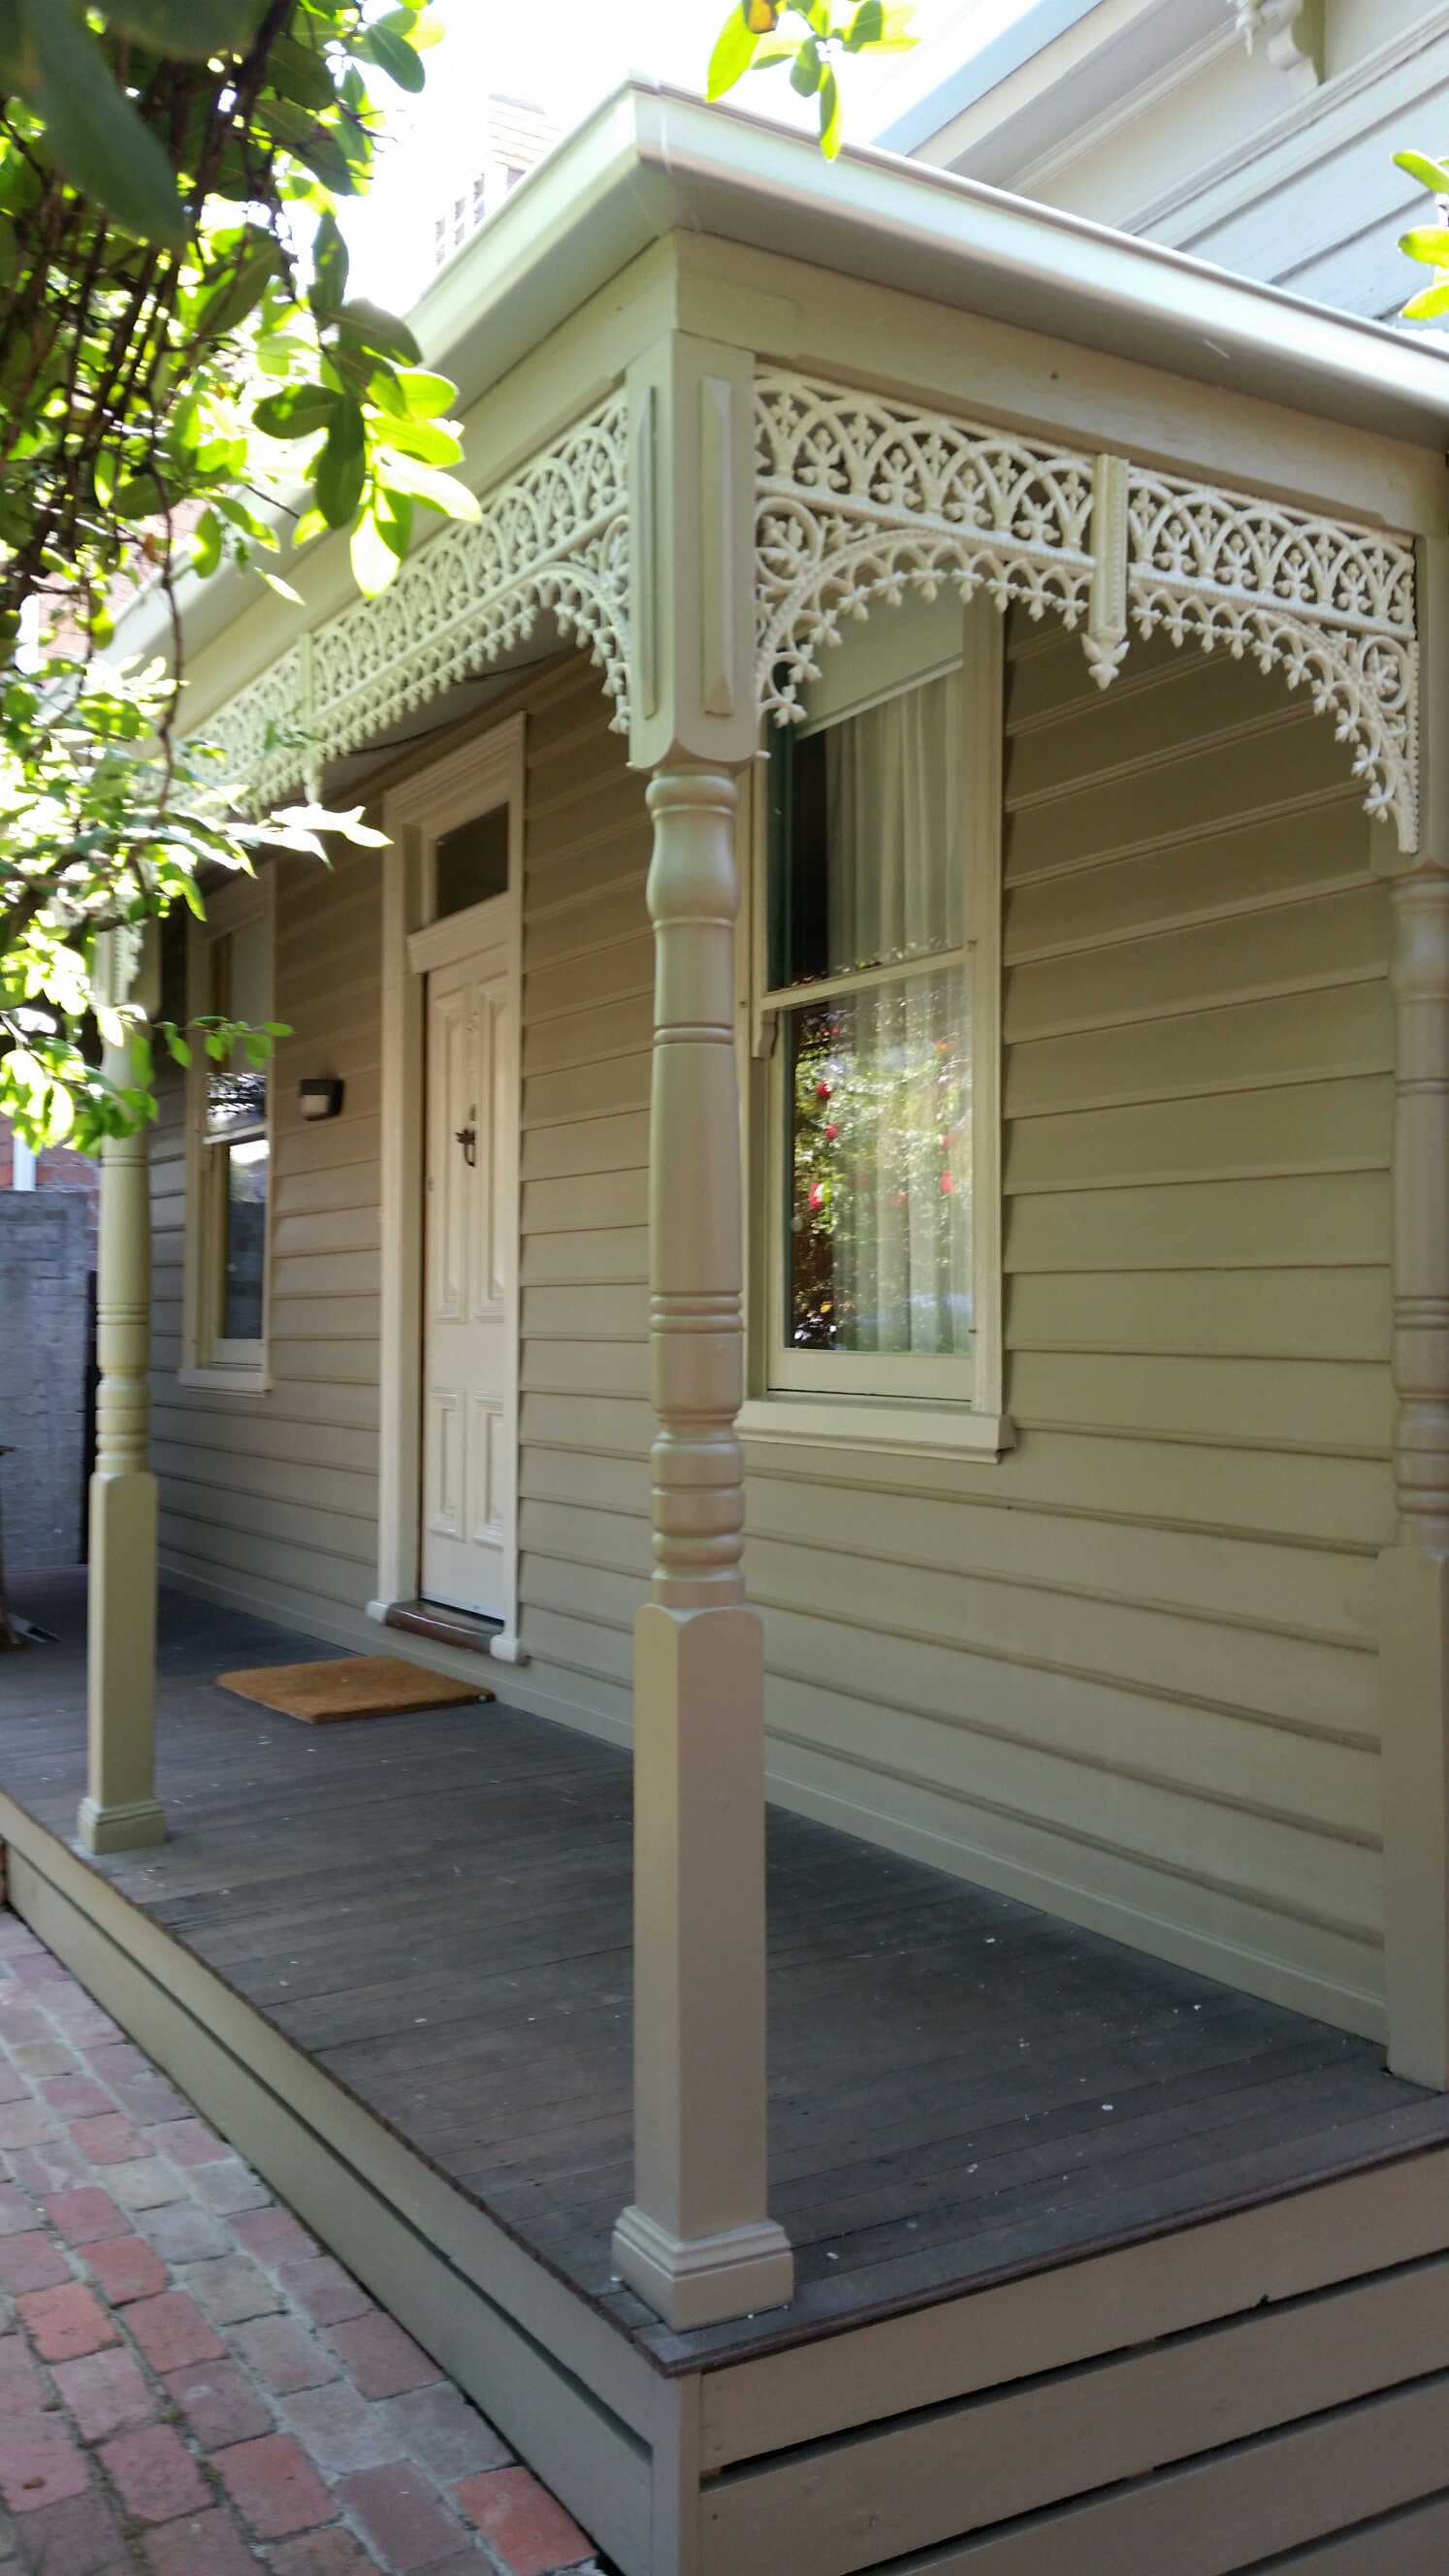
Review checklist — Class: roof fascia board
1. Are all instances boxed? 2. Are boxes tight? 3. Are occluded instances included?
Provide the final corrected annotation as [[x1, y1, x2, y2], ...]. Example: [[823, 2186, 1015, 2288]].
[[674, 230, 1448, 537]]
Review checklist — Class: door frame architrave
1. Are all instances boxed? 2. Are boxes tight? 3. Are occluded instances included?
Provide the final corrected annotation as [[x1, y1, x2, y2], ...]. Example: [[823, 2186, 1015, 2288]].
[[372, 715, 527, 1658]]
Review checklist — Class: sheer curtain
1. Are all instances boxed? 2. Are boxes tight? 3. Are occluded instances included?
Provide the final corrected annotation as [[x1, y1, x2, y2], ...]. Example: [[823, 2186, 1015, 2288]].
[[789, 673, 972, 1359]]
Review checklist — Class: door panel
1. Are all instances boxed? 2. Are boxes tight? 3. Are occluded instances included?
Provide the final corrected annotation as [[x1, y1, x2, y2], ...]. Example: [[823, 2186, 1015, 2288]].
[[422, 920, 512, 1616]]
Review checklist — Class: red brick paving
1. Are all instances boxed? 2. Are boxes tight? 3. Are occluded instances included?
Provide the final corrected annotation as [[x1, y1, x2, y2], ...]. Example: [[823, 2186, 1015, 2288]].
[[0, 1910, 604, 2573], [453, 2467, 596, 2574]]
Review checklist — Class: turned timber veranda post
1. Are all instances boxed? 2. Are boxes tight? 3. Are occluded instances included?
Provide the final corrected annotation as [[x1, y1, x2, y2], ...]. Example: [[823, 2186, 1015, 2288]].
[[80, 923, 166, 1855], [610, 331, 793, 2329]]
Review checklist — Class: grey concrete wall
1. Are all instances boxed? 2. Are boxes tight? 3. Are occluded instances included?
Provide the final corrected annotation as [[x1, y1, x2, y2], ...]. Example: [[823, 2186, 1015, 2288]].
[[0, 1194, 90, 1569]]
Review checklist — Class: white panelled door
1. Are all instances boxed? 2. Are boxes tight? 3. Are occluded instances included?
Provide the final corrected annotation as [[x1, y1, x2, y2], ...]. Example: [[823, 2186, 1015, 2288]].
[[422, 905, 511, 1616]]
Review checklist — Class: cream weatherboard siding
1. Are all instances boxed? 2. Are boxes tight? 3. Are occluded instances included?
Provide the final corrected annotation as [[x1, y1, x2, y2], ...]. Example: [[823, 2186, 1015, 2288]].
[[149, 840, 384, 1645], [148, 620, 1392, 2037]]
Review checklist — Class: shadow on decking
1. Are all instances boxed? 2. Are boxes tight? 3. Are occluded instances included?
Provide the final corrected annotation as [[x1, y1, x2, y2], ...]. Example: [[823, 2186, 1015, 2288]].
[[2, 1567, 1445, 2375]]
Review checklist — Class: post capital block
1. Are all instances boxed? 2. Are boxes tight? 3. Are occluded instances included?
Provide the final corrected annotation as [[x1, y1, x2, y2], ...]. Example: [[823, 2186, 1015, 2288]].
[[627, 330, 757, 773]]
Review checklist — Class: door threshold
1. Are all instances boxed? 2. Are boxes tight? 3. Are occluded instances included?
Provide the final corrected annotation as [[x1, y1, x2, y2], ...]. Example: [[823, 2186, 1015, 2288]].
[[383, 1599, 504, 1657]]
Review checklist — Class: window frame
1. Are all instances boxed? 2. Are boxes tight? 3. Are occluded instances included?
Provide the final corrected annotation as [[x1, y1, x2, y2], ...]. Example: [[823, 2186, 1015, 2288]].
[[179, 866, 276, 1395], [741, 593, 1008, 1458]]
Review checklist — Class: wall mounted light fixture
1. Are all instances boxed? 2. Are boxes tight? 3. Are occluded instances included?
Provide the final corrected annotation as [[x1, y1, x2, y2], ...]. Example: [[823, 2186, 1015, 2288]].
[[299, 1078, 344, 1122]]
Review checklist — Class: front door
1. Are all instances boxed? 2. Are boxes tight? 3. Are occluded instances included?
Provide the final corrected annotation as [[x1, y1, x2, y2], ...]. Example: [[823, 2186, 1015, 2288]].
[[421, 905, 510, 1616]]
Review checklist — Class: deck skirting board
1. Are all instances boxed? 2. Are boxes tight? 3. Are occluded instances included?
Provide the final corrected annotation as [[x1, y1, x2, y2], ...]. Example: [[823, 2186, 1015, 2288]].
[[0, 1796, 661, 2576]]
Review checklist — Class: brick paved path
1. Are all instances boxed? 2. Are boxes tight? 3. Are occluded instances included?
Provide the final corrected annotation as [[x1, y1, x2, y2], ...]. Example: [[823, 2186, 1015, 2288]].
[[0, 1908, 606, 2575]]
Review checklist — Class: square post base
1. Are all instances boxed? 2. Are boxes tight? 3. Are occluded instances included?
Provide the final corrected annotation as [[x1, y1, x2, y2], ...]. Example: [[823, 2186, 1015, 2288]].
[[77, 1796, 167, 1855], [612, 2203, 793, 2331]]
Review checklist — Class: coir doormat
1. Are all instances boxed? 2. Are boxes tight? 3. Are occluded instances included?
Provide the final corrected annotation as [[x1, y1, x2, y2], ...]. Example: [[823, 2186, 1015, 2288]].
[[216, 1656, 493, 1723]]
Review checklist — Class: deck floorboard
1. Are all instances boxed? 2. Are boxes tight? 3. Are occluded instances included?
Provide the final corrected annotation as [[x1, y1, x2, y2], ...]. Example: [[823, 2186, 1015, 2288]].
[[3, 1569, 1446, 2372]]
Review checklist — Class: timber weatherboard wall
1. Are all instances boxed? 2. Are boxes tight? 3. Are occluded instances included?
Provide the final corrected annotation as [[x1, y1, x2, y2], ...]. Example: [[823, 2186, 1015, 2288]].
[[149, 840, 385, 1647], [510, 623, 1392, 2042], [147, 620, 1392, 2040]]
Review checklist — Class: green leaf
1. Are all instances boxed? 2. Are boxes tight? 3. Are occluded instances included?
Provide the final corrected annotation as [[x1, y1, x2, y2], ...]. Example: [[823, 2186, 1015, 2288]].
[[263, 571, 304, 602], [1401, 277, 1449, 319], [1399, 226, 1449, 266], [361, 23, 426, 91], [375, 487, 412, 560], [309, 207, 349, 315], [292, 505, 329, 548], [374, 455, 479, 519], [1395, 150, 1449, 196], [255, 98, 357, 197], [190, 507, 223, 576], [113, 467, 169, 517], [843, 0, 916, 49], [818, 61, 842, 156], [22, 1, 187, 245], [707, 5, 761, 98], [192, 238, 277, 339], [374, 413, 460, 465], [260, 30, 337, 112], [101, 0, 268, 57], [350, 505, 400, 596], [389, 366, 456, 419], [790, 37, 821, 95], [312, 395, 367, 526], [0, 0, 39, 92], [252, 382, 338, 439], [334, 298, 420, 365]]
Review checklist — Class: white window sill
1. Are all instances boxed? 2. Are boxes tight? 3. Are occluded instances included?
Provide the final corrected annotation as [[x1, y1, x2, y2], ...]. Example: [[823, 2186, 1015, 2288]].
[[737, 1397, 1014, 1461], [177, 1366, 272, 1396]]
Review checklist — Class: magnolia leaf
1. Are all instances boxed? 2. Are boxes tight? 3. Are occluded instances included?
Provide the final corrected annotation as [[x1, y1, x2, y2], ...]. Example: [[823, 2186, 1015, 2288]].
[[310, 208, 350, 314], [1399, 226, 1449, 266], [263, 571, 305, 602], [312, 396, 367, 526], [370, 365, 455, 420], [818, 61, 842, 156], [1395, 150, 1449, 196], [252, 382, 338, 439], [334, 298, 420, 365], [707, 5, 761, 97], [23, 1, 187, 244], [102, 0, 268, 57], [374, 454, 480, 519], [350, 505, 400, 596], [190, 507, 223, 576], [292, 505, 329, 548], [790, 37, 821, 95], [375, 487, 412, 560], [0, 0, 39, 91], [271, 800, 389, 847], [1401, 277, 1449, 318], [375, 412, 461, 466], [363, 23, 426, 90]]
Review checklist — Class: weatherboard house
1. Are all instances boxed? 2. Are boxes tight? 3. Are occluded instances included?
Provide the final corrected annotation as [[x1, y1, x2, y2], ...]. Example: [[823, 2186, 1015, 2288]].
[[11, 77, 1449, 2576]]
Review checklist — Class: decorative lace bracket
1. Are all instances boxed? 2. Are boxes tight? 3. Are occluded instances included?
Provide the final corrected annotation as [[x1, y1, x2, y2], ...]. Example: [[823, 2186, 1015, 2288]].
[[209, 397, 629, 811], [753, 370, 1419, 852]]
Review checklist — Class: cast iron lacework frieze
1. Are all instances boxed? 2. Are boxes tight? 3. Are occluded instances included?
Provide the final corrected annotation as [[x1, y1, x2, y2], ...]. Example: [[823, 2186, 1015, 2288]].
[[755, 370, 1098, 724], [209, 395, 630, 811], [753, 369, 1419, 852]]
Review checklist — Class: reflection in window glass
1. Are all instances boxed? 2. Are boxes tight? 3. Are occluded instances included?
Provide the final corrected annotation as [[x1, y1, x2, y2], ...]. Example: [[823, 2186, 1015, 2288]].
[[435, 805, 508, 918], [223, 1140, 269, 1341], [788, 969, 971, 1356], [771, 671, 963, 988]]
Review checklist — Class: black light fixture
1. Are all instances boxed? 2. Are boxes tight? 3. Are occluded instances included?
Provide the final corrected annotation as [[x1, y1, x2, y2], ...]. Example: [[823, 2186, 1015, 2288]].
[[299, 1078, 344, 1122]]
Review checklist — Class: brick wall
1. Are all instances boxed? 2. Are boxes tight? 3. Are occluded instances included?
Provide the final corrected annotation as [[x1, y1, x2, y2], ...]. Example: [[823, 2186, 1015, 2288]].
[[0, 1193, 91, 1569]]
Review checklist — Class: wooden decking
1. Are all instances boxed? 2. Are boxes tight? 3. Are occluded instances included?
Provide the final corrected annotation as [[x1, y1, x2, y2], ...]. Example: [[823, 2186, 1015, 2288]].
[[7, 1572, 1449, 2574]]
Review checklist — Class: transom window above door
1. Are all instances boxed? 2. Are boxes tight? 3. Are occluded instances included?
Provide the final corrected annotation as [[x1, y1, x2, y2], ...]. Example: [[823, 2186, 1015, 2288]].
[[758, 588, 1002, 1411]]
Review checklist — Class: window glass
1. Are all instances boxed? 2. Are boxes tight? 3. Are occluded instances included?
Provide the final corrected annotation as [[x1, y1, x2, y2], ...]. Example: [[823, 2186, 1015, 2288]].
[[769, 661, 974, 1380], [435, 804, 508, 918], [223, 1141, 269, 1339], [788, 971, 971, 1355], [773, 672, 963, 986]]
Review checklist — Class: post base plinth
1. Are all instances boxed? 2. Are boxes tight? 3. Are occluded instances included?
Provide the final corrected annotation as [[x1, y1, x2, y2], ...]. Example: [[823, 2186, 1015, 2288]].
[[78, 1796, 166, 1855], [611, 2204, 793, 2330]]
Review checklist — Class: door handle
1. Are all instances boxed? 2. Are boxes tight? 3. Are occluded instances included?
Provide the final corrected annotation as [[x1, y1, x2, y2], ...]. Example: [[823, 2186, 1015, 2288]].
[[455, 1124, 476, 1166]]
